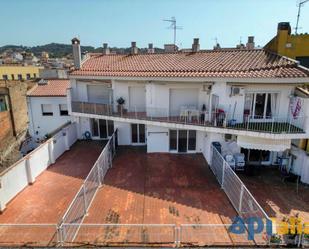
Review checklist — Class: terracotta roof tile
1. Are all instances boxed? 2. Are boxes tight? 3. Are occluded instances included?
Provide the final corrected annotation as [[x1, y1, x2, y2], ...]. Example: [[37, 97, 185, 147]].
[[27, 79, 70, 97], [70, 49, 309, 78]]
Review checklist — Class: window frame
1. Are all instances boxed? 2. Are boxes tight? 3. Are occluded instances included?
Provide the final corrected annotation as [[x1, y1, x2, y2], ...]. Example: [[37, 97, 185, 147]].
[[41, 104, 53, 116], [59, 104, 68, 116]]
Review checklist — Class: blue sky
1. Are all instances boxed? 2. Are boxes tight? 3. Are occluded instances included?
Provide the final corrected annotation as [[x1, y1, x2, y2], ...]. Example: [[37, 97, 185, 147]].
[[1, 0, 308, 49]]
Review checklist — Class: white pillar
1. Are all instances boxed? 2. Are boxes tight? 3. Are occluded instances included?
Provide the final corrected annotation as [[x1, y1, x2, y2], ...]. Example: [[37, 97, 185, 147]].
[[48, 139, 55, 164], [25, 156, 35, 184], [64, 128, 70, 151], [0, 178, 6, 212]]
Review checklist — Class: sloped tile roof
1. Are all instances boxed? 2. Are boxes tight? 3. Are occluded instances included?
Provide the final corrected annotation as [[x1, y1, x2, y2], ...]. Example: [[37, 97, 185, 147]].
[[70, 49, 309, 78], [27, 79, 70, 97]]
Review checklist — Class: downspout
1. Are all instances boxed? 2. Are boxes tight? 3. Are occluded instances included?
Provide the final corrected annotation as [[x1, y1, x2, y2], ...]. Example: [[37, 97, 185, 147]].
[[6, 85, 17, 137]]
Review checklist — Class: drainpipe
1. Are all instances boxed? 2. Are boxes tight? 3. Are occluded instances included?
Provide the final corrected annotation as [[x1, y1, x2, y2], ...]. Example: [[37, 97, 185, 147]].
[[7, 86, 17, 137]]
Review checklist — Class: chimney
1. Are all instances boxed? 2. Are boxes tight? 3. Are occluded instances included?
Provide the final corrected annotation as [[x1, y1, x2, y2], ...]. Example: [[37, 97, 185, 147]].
[[147, 43, 155, 54], [131, 42, 138, 55], [246, 36, 255, 49], [103, 43, 110, 55], [192, 38, 200, 52], [71, 37, 81, 69], [277, 22, 291, 34]]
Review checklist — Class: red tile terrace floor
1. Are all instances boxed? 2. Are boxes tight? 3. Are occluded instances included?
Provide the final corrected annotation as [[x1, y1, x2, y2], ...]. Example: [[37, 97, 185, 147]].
[[239, 168, 309, 222], [0, 141, 104, 246], [72, 146, 256, 246]]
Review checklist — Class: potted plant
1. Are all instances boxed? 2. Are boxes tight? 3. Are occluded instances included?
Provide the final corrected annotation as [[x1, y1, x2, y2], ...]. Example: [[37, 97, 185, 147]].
[[282, 215, 300, 246], [269, 234, 282, 246], [302, 233, 309, 247], [116, 97, 125, 113]]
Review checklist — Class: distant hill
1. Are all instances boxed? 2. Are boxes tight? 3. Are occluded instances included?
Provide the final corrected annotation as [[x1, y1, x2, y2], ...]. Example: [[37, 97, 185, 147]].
[[0, 43, 164, 58]]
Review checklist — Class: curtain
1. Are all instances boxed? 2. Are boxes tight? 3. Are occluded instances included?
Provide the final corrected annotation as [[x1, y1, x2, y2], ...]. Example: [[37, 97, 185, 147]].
[[270, 93, 277, 117]]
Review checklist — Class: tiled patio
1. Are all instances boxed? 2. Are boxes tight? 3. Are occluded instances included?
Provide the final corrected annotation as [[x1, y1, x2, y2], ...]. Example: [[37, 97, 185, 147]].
[[0, 141, 104, 246], [239, 167, 309, 222], [76, 146, 253, 246], [0, 141, 104, 223]]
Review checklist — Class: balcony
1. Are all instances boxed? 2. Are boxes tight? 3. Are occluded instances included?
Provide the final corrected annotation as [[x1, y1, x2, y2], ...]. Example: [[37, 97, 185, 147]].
[[71, 101, 306, 135]]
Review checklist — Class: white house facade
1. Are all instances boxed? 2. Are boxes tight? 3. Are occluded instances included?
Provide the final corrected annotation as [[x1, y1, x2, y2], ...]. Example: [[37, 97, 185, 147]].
[[67, 38, 309, 182], [27, 79, 72, 140]]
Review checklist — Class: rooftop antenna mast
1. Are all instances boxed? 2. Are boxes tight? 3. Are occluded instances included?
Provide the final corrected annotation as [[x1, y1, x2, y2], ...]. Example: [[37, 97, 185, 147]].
[[163, 17, 182, 46], [295, 0, 309, 34]]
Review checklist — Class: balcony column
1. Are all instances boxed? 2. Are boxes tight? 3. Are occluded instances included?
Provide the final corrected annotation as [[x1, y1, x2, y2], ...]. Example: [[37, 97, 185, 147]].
[[67, 88, 72, 114]]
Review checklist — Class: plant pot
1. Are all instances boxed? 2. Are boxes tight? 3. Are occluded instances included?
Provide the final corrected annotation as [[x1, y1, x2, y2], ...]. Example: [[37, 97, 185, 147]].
[[283, 234, 298, 246], [302, 236, 309, 247], [117, 105, 123, 114]]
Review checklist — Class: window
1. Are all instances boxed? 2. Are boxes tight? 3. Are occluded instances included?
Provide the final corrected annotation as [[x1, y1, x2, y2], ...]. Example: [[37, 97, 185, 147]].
[[41, 104, 53, 116], [18, 74, 22, 80], [2, 75, 8, 80], [59, 104, 68, 116], [131, 124, 146, 144], [11, 74, 15, 80], [244, 92, 278, 119], [26, 74, 31, 80], [169, 129, 196, 152], [0, 95, 8, 112], [91, 118, 114, 139]]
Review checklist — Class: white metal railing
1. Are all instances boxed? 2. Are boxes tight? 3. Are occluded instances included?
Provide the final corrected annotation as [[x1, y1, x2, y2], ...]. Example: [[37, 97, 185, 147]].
[[210, 145, 270, 221], [179, 223, 269, 246], [60, 223, 176, 246], [71, 101, 306, 134], [58, 129, 117, 243], [0, 224, 58, 247]]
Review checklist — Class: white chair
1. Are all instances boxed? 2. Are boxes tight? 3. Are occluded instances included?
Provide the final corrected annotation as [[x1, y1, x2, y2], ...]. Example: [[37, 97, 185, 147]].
[[180, 106, 188, 121], [189, 109, 200, 122]]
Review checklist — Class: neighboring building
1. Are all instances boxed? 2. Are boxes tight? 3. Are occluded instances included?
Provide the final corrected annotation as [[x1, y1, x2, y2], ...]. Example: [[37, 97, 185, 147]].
[[0, 65, 41, 81], [265, 22, 309, 68], [0, 80, 29, 170], [66, 38, 309, 184], [39, 68, 68, 79], [27, 79, 71, 140]]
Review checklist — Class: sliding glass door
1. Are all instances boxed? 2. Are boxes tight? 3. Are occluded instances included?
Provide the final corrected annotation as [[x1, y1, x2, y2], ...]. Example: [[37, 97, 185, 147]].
[[244, 92, 278, 119], [131, 124, 146, 144], [169, 129, 196, 153], [91, 118, 114, 139]]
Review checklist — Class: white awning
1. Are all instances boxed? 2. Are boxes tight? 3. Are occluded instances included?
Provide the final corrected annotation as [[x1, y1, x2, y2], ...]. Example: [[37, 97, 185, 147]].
[[237, 136, 291, 152]]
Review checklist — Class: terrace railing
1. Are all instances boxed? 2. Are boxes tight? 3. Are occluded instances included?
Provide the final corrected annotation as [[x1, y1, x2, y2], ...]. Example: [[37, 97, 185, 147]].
[[58, 129, 117, 243], [71, 101, 306, 134], [59, 223, 176, 246], [0, 224, 59, 247], [210, 145, 270, 221]]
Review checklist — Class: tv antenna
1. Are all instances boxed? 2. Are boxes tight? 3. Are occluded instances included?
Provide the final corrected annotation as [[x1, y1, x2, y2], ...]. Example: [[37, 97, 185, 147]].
[[163, 17, 183, 46], [295, 0, 309, 34]]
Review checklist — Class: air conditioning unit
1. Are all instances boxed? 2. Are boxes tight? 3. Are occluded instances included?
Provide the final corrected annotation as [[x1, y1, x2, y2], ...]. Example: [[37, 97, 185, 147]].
[[231, 86, 244, 96]]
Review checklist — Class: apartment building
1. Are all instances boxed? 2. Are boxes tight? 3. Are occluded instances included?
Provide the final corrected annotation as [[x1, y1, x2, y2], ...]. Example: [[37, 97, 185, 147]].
[[0, 65, 41, 81], [67, 38, 309, 182], [265, 22, 309, 67], [0, 80, 29, 170], [27, 79, 71, 140]]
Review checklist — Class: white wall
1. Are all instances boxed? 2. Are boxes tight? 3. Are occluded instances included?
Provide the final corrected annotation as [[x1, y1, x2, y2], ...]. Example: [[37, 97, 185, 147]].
[[202, 132, 225, 163], [114, 121, 131, 145], [0, 122, 78, 211], [28, 96, 72, 140], [147, 125, 169, 152]]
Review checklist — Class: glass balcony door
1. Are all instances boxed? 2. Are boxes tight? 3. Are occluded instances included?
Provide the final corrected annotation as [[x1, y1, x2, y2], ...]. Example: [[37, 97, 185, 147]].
[[91, 118, 114, 139], [131, 124, 146, 145], [169, 129, 196, 153]]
